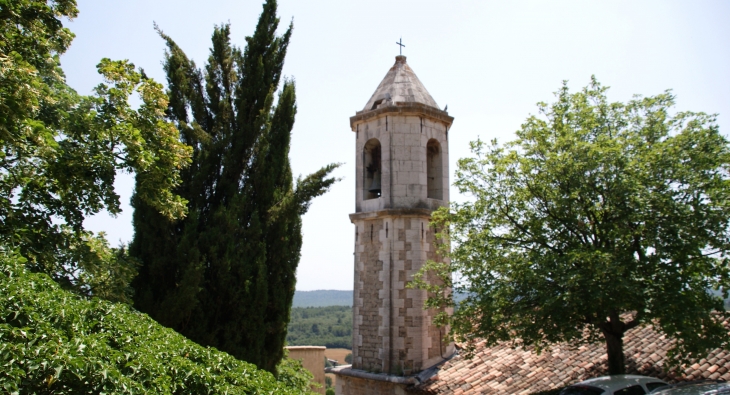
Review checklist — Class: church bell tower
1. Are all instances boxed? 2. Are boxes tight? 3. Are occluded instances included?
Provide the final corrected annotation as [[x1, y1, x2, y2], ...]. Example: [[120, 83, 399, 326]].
[[334, 55, 455, 394]]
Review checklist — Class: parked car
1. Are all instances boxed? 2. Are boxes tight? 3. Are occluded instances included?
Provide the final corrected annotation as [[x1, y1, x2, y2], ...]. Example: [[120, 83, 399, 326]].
[[649, 381, 730, 394], [560, 375, 669, 395]]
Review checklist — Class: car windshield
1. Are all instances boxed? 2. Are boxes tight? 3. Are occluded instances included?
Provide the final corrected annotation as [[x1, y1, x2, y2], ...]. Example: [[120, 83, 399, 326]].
[[562, 386, 606, 395]]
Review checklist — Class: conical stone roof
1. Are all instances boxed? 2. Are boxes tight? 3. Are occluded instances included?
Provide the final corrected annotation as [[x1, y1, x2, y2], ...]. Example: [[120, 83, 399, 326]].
[[362, 55, 440, 112]]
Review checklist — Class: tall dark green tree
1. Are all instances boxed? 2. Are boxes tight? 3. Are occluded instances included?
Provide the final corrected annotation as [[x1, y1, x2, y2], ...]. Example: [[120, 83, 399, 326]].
[[131, 0, 339, 373]]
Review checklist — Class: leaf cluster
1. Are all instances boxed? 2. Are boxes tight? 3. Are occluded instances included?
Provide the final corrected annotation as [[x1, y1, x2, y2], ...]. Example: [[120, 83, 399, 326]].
[[0, 0, 192, 302], [0, 251, 315, 394]]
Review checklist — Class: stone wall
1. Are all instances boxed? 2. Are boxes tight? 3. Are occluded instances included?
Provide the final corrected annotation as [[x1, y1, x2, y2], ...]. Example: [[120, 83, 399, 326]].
[[353, 218, 385, 371], [353, 111, 450, 213], [351, 212, 454, 375], [286, 346, 326, 394]]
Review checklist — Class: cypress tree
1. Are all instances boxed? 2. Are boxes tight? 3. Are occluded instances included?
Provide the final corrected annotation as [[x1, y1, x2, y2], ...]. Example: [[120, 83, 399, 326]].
[[130, 0, 338, 372]]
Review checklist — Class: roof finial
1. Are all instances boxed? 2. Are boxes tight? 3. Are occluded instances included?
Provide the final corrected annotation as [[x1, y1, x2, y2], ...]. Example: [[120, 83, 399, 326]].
[[396, 37, 405, 55]]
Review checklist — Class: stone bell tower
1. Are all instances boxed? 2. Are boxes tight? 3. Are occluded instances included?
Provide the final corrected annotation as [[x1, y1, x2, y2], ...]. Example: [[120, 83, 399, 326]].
[[332, 55, 455, 395]]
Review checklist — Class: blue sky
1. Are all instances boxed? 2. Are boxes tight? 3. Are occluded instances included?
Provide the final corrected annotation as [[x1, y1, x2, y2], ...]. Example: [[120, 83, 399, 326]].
[[62, 0, 730, 290]]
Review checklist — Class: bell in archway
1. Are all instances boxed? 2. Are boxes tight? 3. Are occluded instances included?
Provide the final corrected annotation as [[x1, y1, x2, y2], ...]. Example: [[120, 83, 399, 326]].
[[368, 169, 381, 194]]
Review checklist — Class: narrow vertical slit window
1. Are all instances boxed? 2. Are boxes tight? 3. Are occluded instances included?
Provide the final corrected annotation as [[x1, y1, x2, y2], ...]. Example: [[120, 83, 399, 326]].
[[386, 222, 389, 238], [371, 224, 374, 241]]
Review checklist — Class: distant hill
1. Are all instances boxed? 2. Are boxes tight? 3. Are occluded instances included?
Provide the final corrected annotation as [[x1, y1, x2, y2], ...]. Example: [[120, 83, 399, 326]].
[[292, 289, 469, 308], [293, 290, 352, 308]]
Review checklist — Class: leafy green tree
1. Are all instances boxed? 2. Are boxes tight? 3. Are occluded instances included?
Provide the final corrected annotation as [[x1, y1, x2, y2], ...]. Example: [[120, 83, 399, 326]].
[[0, 0, 191, 302], [415, 77, 730, 374], [130, 0, 339, 373]]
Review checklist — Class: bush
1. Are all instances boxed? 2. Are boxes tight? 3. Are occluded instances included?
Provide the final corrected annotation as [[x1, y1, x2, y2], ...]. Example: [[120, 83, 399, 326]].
[[0, 252, 315, 394]]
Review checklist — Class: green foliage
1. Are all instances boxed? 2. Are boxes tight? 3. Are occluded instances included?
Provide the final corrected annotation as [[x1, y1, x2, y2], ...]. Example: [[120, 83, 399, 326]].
[[326, 388, 335, 395], [344, 353, 352, 364], [130, 0, 339, 373], [0, 0, 191, 302], [414, 77, 730, 374], [0, 251, 315, 394], [287, 306, 352, 349], [274, 355, 316, 394]]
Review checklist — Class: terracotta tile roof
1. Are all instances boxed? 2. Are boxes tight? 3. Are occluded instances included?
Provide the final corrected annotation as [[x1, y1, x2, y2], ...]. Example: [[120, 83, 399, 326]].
[[409, 323, 730, 394]]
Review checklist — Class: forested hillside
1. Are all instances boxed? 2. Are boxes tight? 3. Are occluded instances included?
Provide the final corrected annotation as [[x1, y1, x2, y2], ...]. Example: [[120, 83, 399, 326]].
[[287, 306, 352, 349]]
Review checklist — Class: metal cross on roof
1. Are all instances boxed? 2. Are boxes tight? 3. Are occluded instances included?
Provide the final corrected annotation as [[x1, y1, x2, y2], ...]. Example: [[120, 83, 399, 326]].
[[396, 38, 405, 55]]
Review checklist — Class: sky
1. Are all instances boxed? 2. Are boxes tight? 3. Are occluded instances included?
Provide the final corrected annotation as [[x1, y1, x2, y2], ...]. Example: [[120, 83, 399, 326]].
[[63, 0, 730, 291]]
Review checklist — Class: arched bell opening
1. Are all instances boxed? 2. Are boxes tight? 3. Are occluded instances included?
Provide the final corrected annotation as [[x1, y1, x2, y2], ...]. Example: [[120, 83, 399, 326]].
[[427, 139, 443, 200], [363, 138, 382, 200]]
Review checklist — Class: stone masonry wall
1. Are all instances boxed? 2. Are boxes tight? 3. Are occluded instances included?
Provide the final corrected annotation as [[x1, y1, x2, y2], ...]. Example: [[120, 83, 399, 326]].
[[425, 225, 451, 362], [285, 346, 326, 394], [354, 113, 449, 213], [353, 218, 385, 371], [352, 213, 452, 375]]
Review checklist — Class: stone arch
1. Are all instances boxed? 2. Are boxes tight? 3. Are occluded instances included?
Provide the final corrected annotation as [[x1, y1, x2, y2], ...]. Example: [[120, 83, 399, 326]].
[[427, 139, 443, 200], [363, 138, 382, 200]]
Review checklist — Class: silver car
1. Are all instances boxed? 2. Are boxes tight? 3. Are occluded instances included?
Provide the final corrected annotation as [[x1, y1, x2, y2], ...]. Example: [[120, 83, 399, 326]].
[[560, 375, 669, 395], [649, 381, 730, 394]]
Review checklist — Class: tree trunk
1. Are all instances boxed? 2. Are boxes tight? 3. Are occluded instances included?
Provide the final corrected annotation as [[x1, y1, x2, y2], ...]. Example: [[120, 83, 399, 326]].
[[603, 329, 626, 375]]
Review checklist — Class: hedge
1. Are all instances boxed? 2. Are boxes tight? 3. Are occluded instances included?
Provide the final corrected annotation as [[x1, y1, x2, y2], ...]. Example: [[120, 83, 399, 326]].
[[0, 252, 314, 394]]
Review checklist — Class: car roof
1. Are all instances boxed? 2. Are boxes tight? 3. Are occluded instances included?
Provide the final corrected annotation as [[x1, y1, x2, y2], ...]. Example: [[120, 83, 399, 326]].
[[650, 382, 730, 394], [572, 375, 667, 391]]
